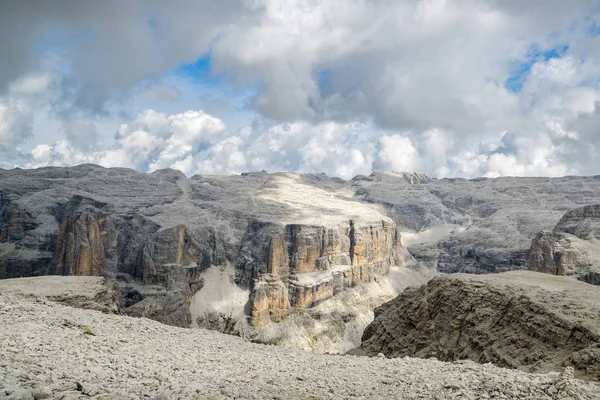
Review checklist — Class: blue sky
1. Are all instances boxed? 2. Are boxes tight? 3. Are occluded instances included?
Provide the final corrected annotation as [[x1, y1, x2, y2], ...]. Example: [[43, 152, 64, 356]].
[[504, 44, 570, 93]]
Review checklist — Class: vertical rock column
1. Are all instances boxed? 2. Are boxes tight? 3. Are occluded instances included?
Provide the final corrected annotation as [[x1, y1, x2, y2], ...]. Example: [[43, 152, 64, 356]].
[[246, 219, 401, 326]]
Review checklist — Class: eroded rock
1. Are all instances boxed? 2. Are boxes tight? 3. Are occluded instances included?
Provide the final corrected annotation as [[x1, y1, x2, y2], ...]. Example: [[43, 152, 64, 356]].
[[530, 204, 600, 284], [353, 271, 600, 381]]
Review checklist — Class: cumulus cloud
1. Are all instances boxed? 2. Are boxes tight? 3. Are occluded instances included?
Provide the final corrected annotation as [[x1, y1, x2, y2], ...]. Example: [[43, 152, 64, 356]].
[[0, 72, 52, 156], [5, 105, 591, 180], [1, 0, 600, 179], [0, 99, 33, 152], [375, 135, 420, 173]]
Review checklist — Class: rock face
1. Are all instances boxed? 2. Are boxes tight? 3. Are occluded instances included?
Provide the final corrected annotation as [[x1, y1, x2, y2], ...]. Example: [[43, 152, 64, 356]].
[[353, 271, 600, 380], [0, 166, 400, 335], [243, 220, 400, 326], [5, 165, 600, 348], [529, 204, 600, 284]]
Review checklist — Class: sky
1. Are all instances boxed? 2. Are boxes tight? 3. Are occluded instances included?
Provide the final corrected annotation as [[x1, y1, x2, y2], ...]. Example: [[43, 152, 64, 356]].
[[1, 0, 600, 179]]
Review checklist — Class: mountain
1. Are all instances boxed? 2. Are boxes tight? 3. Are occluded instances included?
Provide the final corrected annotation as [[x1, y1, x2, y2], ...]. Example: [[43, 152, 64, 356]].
[[3, 165, 600, 352]]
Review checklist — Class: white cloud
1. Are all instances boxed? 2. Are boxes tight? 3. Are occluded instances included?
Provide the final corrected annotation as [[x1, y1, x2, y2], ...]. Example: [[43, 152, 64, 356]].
[[0, 99, 33, 151], [375, 135, 420, 173], [0, 1, 600, 179]]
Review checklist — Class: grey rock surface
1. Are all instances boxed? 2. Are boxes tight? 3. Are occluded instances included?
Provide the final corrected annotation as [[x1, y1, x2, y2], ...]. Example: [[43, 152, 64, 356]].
[[4, 165, 600, 347], [1, 291, 599, 399], [353, 271, 600, 381], [352, 172, 600, 274], [0, 275, 120, 314], [530, 204, 600, 284]]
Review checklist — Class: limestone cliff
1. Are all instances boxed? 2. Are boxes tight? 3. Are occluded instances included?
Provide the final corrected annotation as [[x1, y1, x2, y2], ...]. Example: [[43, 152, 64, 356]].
[[352, 272, 600, 381], [52, 196, 115, 277], [6, 165, 600, 346], [242, 220, 400, 326], [0, 166, 402, 334], [529, 204, 600, 284]]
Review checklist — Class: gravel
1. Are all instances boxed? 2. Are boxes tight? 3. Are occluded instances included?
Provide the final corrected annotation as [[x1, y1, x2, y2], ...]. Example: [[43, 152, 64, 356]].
[[1, 293, 599, 399]]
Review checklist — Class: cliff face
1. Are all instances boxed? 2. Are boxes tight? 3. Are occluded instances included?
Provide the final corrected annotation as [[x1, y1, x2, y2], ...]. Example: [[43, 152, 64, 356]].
[[529, 204, 600, 284], [0, 166, 400, 333], [52, 197, 115, 277], [243, 220, 400, 326], [0, 198, 54, 278], [5, 165, 600, 344], [353, 272, 600, 381], [529, 231, 579, 276]]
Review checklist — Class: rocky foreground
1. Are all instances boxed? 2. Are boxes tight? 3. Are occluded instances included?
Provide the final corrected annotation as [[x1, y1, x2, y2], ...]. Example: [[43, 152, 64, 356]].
[[353, 272, 600, 381], [1, 293, 600, 400]]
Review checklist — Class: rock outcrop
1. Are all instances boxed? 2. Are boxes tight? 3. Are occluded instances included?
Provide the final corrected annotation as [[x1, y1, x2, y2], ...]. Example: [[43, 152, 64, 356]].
[[242, 220, 400, 326], [118, 263, 205, 327], [352, 271, 600, 380], [0, 275, 120, 314], [529, 204, 600, 284]]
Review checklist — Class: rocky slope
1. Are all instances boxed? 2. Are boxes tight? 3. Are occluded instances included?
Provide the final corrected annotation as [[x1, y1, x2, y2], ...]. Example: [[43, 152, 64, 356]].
[[2, 291, 599, 400], [530, 204, 600, 284], [0, 276, 120, 314], [4, 165, 600, 351], [352, 172, 600, 275], [0, 165, 411, 352], [352, 271, 600, 381]]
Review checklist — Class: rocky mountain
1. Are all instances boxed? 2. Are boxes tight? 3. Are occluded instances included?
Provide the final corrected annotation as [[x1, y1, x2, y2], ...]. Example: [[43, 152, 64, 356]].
[[530, 204, 600, 285], [352, 271, 600, 380], [352, 172, 600, 275], [3, 165, 600, 352], [0, 165, 415, 352]]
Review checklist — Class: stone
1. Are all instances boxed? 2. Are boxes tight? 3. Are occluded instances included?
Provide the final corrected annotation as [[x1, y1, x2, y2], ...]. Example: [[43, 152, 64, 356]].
[[7, 388, 34, 400], [352, 271, 600, 381], [529, 204, 600, 284], [31, 387, 51, 400], [1, 292, 598, 399]]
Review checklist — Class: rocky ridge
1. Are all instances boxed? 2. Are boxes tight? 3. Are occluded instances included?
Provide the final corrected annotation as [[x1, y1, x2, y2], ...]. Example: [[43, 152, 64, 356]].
[[353, 271, 600, 381], [0, 276, 120, 314], [1, 291, 599, 400], [5, 165, 600, 351], [352, 172, 600, 275], [0, 166, 407, 352], [530, 204, 600, 284]]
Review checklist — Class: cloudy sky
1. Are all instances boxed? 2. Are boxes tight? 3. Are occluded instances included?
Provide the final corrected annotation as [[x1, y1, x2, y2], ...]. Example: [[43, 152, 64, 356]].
[[1, 0, 599, 179]]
